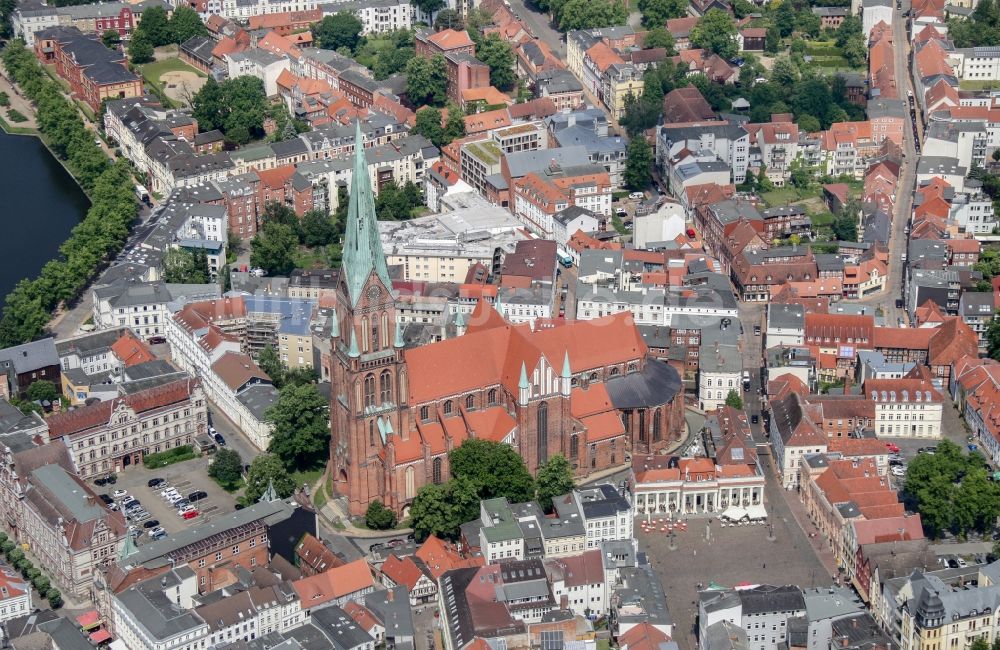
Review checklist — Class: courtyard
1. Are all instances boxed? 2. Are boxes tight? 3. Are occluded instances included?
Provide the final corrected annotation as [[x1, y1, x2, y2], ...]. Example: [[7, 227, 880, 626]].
[[140, 57, 206, 108]]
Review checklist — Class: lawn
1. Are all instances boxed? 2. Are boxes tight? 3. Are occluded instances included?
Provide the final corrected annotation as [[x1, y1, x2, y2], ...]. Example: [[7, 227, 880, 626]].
[[960, 80, 1000, 91], [291, 467, 324, 492], [761, 185, 821, 207], [140, 56, 206, 81]]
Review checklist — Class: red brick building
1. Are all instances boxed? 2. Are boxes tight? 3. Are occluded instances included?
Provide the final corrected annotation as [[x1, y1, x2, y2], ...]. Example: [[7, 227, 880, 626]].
[[414, 27, 475, 58], [248, 9, 321, 35], [35, 26, 142, 113], [327, 127, 685, 516]]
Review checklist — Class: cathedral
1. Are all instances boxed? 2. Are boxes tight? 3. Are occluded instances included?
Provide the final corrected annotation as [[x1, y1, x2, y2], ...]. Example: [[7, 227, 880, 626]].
[[326, 123, 686, 516]]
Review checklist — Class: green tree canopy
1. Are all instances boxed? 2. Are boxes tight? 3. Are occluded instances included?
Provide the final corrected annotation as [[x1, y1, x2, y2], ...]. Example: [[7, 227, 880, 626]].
[[192, 76, 268, 144], [163, 247, 210, 284], [301, 209, 338, 247], [169, 6, 208, 44], [690, 9, 739, 60], [535, 455, 575, 512], [639, 0, 686, 27], [102, 29, 121, 49], [208, 448, 244, 489], [136, 5, 171, 46], [413, 106, 445, 147], [624, 136, 653, 191], [986, 317, 1000, 361], [244, 453, 296, 503], [250, 221, 298, 276], [25, 380, 58, 403], [365, 500, 398, 529], [266, 383, 331, 471], [434, 9, 464, 30], [128, 30, 154, 64], [414, 0, 445, 14], [313, 13, 365, 52], [476, 34, 516, 91], [257, 344, 285, 386], [642, 27, 676, 53], [725, 390, 744, 409], [409, 483, 455, 541], [557, 0, 627, 31], [406, 55, 448, 107], [449, 439, 536, 502]]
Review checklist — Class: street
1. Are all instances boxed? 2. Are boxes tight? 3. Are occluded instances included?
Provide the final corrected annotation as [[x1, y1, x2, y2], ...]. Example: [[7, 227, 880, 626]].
[[857, 0, 917, 326]]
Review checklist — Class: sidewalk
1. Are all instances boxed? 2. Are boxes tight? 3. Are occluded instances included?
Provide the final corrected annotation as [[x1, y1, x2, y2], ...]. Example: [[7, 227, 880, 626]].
[[0, 63, 39, 130]]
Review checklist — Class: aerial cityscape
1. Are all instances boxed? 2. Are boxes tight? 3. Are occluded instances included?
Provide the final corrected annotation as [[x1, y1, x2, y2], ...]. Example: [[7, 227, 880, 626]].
[[0, 0, 996, 647]]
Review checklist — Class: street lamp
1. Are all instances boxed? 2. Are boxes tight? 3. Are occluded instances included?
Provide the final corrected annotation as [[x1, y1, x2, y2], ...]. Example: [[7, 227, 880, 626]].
[[767, 520, 775, 542], [669, 530, 676, 551]]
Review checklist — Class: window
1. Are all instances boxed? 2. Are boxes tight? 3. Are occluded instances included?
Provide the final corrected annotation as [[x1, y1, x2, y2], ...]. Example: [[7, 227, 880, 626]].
[[443, 400, 453, 415], [537, 402, 548, 463], [653, 410, 662, 442], [433, 457, 443, 484], [364, 375, 376, 408], [380, 371, 392, 404], [466, 395, 475, 410], [370, 420, 376, 446], [638, 409, 646, 442], [570, 434, 579, 459], [371, 319, 379, 353], [420, 406, 429, 421]]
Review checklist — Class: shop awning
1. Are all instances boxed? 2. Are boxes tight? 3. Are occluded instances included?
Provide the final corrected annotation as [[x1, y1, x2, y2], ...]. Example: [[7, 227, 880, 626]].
[[76, 611, 100, 630], [89, 629, 112, 644], [746, 504, 768, 520], [721, 506, 747, 521]]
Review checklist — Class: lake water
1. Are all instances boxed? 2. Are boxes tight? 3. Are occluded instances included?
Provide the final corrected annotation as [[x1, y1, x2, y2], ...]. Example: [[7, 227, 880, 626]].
[[0, 130, 90, 305]]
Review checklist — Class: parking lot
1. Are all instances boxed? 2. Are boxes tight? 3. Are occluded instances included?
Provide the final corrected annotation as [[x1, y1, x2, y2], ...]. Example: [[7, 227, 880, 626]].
[[97, 455, 240, 546]]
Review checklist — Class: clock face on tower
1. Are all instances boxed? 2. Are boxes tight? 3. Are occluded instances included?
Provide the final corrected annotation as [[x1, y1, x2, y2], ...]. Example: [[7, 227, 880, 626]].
[[367, 285, 382, 302]]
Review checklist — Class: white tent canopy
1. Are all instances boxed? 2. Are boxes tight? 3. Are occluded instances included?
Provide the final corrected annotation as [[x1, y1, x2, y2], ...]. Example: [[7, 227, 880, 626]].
[[721, 506, 747, 521], [746, 504, 768, 520]]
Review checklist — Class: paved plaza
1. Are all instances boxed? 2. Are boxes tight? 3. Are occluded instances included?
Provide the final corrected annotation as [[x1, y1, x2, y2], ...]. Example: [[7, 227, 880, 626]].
[[640, 475, 832, 650]]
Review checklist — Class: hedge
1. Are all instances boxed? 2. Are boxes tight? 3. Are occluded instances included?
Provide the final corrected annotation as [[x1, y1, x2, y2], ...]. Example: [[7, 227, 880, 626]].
[[143, 445, 197, 469]]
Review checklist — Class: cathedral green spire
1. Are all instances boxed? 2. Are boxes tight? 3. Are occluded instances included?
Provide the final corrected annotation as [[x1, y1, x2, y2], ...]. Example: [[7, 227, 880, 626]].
[[519, 362, 529, 389], [119, 529, 139, 564], [259, 479, 279, 503], [455, 310, 465, 328], [349, 329, 360, 358], [562, 351, 571, 378], [343, 121, 392, 306]]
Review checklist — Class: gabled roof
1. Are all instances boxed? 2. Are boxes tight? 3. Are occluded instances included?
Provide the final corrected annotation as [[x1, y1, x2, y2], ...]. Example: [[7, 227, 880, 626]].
[[47, 379, 199, 438]]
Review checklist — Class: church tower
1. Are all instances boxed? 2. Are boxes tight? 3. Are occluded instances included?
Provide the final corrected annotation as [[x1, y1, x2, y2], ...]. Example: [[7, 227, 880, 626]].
[[329, 122, 408, 516]]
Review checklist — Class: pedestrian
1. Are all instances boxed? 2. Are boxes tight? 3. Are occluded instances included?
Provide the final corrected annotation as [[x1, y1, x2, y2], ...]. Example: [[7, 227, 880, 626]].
[[763, 562, 766, 569]]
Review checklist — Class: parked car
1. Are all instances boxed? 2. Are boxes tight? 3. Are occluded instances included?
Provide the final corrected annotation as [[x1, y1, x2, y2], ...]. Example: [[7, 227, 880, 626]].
[[969, 444, 979, 452], [147, 478, 165, 488], [147, 336, 166, 344], [957, 557, 968, 568], [112, 489, 128, 499], [143, 519, 160, 529], [889, 459, 905, 467], [148, 526, 166, 538], [98, 494, 114, 505], [890, 466, 905, 477], [177, 504, 196, 515], [132, 511, 150, 522], [885, 442, 901, 453], [151, 529, 168, 540], [628, 191, 644, 200], [387, 539, 406, 548], [161, 488, 180, 499], [182, 510, 199, 520], [751, 414, 759, 424], [174, 499, 191, 509], [213, 433, 226, 446], [188, 491, 208, 502]]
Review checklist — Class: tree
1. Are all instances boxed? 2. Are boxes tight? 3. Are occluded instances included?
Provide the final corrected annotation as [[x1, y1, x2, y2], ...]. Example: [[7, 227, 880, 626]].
[[301, 209, 337, 247], [413, 106, 445, 147], [434, 8, 464, 30], [313, 13, 364, 52], [169, 6, 208, 44], [639, 0, 686, 28], [642, 27, 676, 53], [102, 29, 121, 49], [257, 344, 285, 386], [773, 0, 796, 37], [449, 439, 535, 502], [690, 9, 738, 60], [842, 34, 867, 68], [832, 212, 858, 242], [45, 589, 62, 609], [557, 0, 628, 31], [32, 575, 49, 594], [373, 46, 415, 80], [724, 390, 744, 409], [135, 6, 171, 47], [375, 181, 423, 221], [835, 15, 862, 48], [244, 453, 296, 502], [250, 221, 298, 276], [128, 31, 154, 64], [163, 247, 209, 284], [444, 103, 466, 142], [266, 383, 331, 471], [365, 500, 398, 529], [409, 483, 457, 541], [624, 136, 653, 191], [535, 455, 575, 512], [406, 55, 448, 107], [25, 380, 58, 404], [986, 316, 1000, 361], [192, 77, 268, 144], [414, 0, 445, 15], [208, 448, 244, 489], [476, 34, 516, 91]]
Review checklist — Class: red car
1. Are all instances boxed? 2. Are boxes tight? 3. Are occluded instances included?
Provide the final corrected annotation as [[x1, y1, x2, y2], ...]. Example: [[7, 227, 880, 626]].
[[885, 442, 901, 453], [182, 510, 199, 520]]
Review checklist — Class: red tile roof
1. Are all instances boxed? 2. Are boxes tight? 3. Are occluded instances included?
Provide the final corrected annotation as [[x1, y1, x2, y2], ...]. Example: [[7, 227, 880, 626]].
[[47, 379, 200, 439]]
